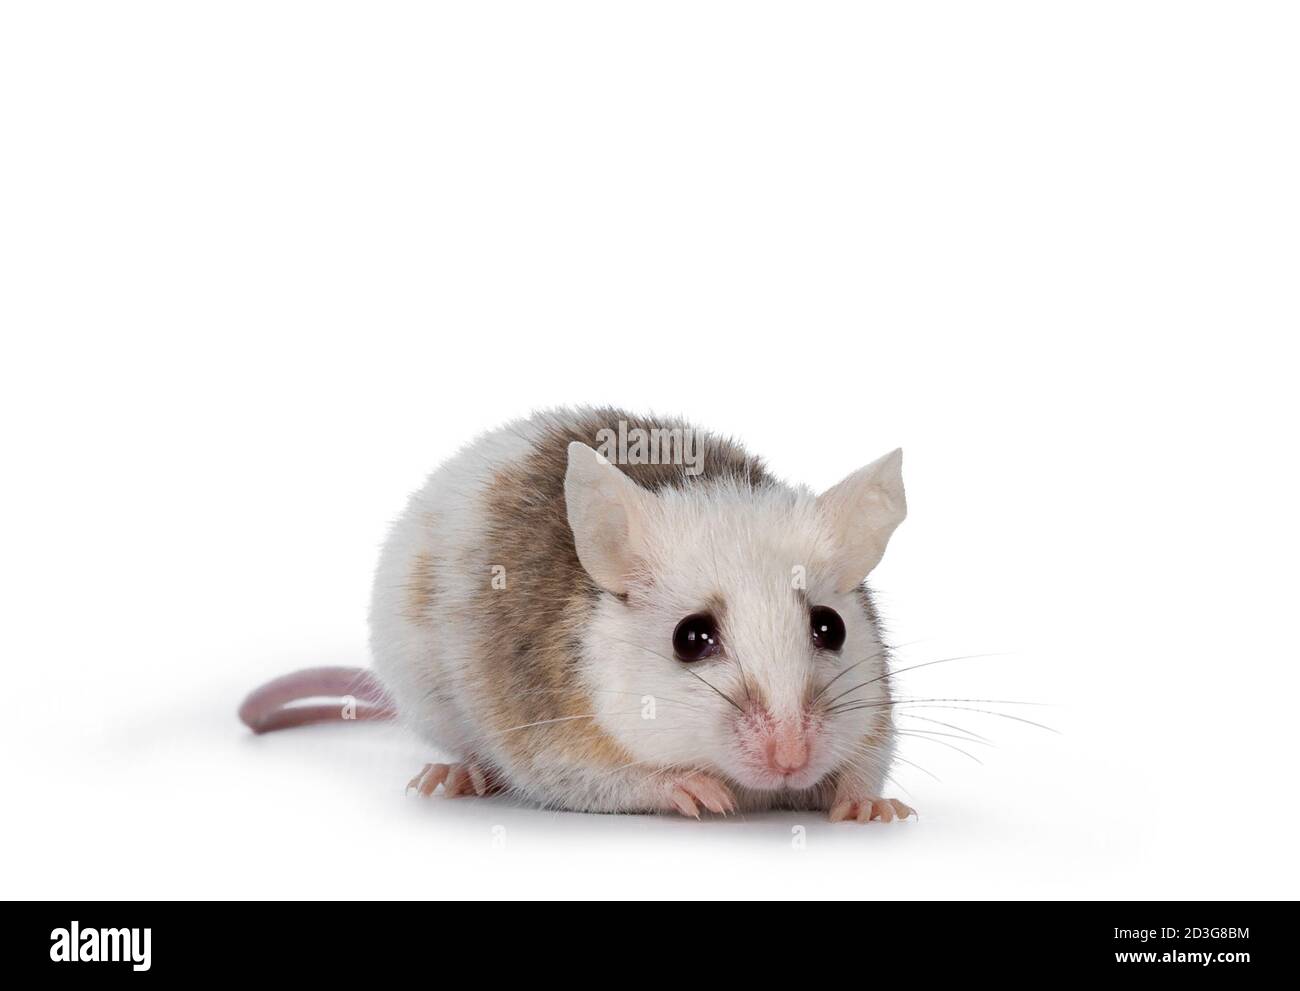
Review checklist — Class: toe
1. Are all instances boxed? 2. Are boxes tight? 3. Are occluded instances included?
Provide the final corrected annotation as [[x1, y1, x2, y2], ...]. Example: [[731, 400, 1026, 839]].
[[668, 787, 701, 818], [685, 775, 735, 814], [407, 763, 450, 798], [445, 765, 473, 797], [835, 794, 916, 823], [405, 765, 428, 795], [692, 790, 728, 815]]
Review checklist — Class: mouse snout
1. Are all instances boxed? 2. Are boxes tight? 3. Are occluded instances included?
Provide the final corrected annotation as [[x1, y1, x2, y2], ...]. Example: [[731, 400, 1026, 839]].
[[766, 726, 809, 775], [735, 703, 817, 784]]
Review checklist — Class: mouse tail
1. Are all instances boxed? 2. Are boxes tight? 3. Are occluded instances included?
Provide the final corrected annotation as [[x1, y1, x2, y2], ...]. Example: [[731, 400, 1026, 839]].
[[238, 666, 397, 734]]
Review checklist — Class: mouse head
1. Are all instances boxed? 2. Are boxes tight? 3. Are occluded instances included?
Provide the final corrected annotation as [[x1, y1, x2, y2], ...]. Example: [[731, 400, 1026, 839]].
[[565, 442, 906, 793]]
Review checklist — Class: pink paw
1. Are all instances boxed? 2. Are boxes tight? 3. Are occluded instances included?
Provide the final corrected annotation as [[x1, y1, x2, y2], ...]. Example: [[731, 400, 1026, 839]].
[[660, 771, 736, 818], [406, 759, 502, 798], [828, 796, 915, 823]]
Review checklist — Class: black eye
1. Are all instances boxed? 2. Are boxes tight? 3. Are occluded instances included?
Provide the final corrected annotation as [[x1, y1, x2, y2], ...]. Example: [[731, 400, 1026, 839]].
[[810, 606, 846, 651], [672, 613, 721, 662]]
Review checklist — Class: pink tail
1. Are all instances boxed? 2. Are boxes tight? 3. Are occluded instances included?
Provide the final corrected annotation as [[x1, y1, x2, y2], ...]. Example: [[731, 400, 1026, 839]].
[[238, 666, 397, 734]]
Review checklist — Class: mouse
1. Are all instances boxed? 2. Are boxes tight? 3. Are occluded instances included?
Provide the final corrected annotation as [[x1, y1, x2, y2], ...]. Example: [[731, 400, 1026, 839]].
[[239, 407, 914, 822]]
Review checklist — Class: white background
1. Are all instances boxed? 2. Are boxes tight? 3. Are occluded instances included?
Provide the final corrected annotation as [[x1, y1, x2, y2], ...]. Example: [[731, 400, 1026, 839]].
[[2, 2, 1297, 900]]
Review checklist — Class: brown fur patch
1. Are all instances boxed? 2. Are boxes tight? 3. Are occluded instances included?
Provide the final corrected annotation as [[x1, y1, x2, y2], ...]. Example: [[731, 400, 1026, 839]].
[[404, 551, 440, 628], [469, 408, 772, 770]]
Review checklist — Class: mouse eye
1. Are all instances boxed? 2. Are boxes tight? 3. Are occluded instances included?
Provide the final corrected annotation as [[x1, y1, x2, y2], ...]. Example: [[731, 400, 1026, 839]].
[[672, 613, 721, 662], [810, 606, 846, 651]]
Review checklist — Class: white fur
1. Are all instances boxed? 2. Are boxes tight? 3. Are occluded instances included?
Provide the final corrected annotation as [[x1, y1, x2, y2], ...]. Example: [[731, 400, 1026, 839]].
[[369, 413, 904, 813], [577, 475, 895, 801], [368, 417, 544, 761]]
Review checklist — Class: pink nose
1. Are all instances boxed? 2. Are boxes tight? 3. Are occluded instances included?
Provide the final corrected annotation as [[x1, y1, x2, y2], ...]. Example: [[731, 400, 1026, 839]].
[[766, 731, 809, 775]]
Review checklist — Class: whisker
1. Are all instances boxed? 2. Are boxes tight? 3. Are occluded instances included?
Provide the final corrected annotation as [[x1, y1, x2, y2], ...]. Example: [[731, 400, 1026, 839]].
[[885, 773, 917, 801], [591, 688, 710, 713], [896, 727, 994, 747], [645, 760, 697, 782], [682, 667, 746, 713], [835, 738, 941, 783], [595, 756, 684, 780], [888, 751, 943, 782], [605, 634, 747, 712], [821, 653, 1011, 711], [604, 636, 679, 666], [896, 712, 992, 743], [820, 677, 886, 712], [482, 710, 642, 739], [809, 645, 892, 706], [902, 704, 1061, 735], [835, 700, 1060, 734], [896, 730, 984, 764], [827, 694, 1051, 716], [532, 685, 710, 712], [889, 695, 1052, 707]]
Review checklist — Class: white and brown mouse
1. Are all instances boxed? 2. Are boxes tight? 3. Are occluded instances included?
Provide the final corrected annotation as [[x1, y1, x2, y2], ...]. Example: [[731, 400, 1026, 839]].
[[240, 408, 913, 822]]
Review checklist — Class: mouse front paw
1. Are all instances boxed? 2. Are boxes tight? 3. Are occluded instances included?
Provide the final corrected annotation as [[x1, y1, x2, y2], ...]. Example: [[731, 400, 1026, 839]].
[[406, 758, 503, 798], [658, 771, 736, 818], [828, 795, 915, 823]]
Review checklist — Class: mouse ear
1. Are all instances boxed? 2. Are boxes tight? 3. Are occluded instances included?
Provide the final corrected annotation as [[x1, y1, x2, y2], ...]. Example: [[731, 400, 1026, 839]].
[[564, 442, 653, 595], [816, 448, 907, 592]]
